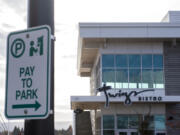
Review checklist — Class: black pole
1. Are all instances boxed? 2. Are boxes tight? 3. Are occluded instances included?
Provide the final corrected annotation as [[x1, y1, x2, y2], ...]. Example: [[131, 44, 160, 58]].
[[24, 0, 54, 135]]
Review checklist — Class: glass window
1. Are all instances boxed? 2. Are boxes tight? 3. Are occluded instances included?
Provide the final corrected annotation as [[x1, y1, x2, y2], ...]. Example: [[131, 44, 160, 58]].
[[103, 130, 114, 135], [116, 55, 128, 68], [129, 115, 139, 129], [116, 69, 128, 88], [129, 69, 141, 88], [119, 132, 127, 135], [143, 130, 154, 135], [129, 55, 141, 68], [144, 115, 154, 130], [153, 69, 164, 88], [102, 69, 115, 88], [131, 132, 138, 135], [102, 55, 114, 68], [154, 115, 165, 130], [142, 55, 152, 68], [153, 55, 163, 68], [142, 69, 153, 88], [156, 133, 166, 135], [103, 115, 114, 129], [117, 115, 128, 129], [101, 54, 164, 89]]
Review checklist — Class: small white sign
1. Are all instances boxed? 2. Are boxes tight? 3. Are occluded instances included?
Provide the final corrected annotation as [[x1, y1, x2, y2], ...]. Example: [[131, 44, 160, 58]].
[[5, 25, 51, 119]]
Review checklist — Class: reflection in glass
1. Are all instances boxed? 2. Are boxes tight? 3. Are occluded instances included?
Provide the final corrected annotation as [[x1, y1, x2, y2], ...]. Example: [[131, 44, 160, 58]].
[[156, 133, 166, 135], [101, 54, 164, 89], [144, 115, 154, 130], [129, 55, 141, 68], [103, 130, 114, 135], [129, 69, 141, 88], [142, 69, 153, 88], [153, 69, 164, 88], [142, 55, 152, 68], [116, 69, 128, 88], [116, 55, 128, 68], [119, 132, 127, 135], [155, 115, 165, 130], [102, 69, 115, 88], [102, 55, 114, 68], [117, 115, 128, 129], [153, 55, 163, 68], [131, 132, 138, 135], [103, 115, 114, 129], [129, 116, 139, 129]]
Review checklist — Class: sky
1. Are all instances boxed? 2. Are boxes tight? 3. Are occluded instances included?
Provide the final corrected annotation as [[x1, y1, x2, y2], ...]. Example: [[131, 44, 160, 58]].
[[0, 0, 180, 131]]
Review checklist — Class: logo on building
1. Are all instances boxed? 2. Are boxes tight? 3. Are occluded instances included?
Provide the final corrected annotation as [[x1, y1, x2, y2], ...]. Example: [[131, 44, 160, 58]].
[[97, 84, 162, 107]]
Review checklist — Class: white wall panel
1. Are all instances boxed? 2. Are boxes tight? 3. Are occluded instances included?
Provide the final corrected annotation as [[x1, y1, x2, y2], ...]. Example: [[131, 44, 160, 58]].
[[99, 41, 163, 54]]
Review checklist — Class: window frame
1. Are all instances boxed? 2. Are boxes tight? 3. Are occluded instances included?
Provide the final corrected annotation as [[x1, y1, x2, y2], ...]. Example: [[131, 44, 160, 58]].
[[101, 114, 166, 135], [100, 53, 164, 89], [102, 115, 115, 135]]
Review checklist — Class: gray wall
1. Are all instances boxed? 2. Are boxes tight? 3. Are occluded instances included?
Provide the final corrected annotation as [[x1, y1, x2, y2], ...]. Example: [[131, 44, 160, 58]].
[[164, 42, 180, 95], [75, 111, 93, 135], [164, 42, 180, 135]]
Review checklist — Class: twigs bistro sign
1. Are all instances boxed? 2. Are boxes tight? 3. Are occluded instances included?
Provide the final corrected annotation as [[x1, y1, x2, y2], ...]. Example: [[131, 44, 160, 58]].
[[97, 84, 162, 107]]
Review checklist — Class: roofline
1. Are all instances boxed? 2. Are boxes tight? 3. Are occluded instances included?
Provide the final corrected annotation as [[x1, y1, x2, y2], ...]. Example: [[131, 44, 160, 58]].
[[77, 22, 180, 76], [79, 22, 180, 38]]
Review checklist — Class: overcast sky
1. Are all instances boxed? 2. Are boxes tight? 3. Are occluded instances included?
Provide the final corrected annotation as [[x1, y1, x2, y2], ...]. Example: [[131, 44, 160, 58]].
[[0, 0, 180, 131]]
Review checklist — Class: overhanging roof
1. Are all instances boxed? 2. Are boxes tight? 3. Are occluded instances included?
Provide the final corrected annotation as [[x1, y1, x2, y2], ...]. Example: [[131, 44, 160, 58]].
[[79, 23, 180, 38], [71, 96, 180, 110], [77, 23, 180, 77]]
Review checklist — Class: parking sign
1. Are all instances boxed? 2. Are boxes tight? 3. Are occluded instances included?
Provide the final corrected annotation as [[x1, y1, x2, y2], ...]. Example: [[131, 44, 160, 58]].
[[5, 25, 51, 119]]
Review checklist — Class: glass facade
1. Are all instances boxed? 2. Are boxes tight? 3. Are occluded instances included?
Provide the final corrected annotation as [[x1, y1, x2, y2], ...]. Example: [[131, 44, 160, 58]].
[[102, 115, 166, 135], [101, 54, 164, 89], [117, 115, 138, 129], [103, 115, 115, 135], [154, 115, 166, 130]]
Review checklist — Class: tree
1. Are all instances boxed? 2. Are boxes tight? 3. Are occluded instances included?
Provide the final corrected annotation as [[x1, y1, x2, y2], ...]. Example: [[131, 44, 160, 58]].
[[12, 126, 21, 135], [138, 104, 154, 135], [54, 125, 72, 135]]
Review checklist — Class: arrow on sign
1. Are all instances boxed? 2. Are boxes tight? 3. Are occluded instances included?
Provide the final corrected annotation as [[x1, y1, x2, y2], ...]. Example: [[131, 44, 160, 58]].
[[12, 101, 41, 111]]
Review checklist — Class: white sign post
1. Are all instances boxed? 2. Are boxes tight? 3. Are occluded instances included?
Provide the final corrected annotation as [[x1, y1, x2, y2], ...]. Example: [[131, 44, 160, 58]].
[[5, 25, 51, 119]]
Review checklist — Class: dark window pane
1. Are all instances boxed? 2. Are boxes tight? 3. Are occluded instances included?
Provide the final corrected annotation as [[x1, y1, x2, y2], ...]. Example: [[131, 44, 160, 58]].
[[131, 132, 138, 135], [117, 115, 128, 129], [102, 55, 114, 68], [129, 69, 141, 88], [116, 69, 128, 88], [144, 115, 154, 130], [142, 69, 153, 88], [153, 55, 163, 68], [142, 55, 152, 68], [154, 115, 165, 130], [116, 55, 128, 68], [103, 115, 114, 129], [119, 132, 127, 135], [129, 55, 141, 68], [103, 130, 114, 135], [102, 69, 115, 88], [143, 130, 154, 135], [129, 115, 139, 129], [153, 69, 164, 88], [156, 133, 166, 135]]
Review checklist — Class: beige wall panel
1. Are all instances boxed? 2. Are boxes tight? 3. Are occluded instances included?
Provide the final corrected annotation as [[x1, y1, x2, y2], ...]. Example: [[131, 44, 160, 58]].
[[100, 103, 165, 115], [100, 41, 163, 54]]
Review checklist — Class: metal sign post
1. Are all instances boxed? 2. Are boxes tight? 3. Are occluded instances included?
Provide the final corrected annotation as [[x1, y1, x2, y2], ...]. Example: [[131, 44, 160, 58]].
[[24, 0, 54, 135]]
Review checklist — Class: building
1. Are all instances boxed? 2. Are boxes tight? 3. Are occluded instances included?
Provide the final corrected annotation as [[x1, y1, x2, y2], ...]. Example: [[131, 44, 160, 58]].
[[71, 11, 180, 135]]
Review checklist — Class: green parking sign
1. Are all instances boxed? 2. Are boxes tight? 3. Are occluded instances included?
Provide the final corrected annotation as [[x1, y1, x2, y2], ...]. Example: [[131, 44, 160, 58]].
[[5, 25, 51, 119]]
